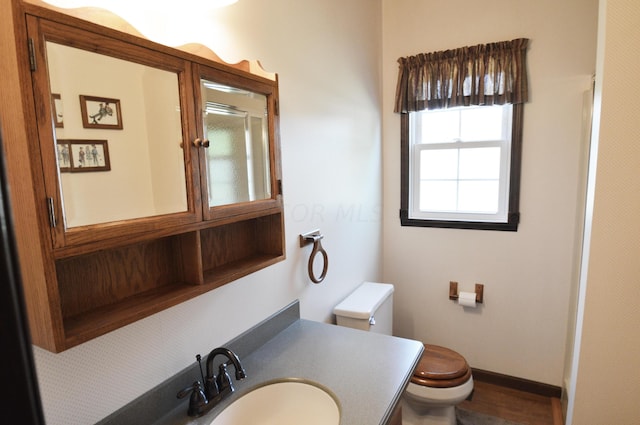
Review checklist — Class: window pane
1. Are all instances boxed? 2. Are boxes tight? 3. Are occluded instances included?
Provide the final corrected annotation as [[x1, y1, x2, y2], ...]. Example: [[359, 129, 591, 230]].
[[459, 147, 501, 179], [458, 181, 499, 213], [419, 181, 457, 211], [420, 109, 459, 143], [460, 106, 504, 141], [419, 149, 458, 179]]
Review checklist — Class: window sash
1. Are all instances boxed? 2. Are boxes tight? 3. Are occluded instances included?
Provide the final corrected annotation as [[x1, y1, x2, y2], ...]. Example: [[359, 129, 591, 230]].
[[409, 140, 511, 222]]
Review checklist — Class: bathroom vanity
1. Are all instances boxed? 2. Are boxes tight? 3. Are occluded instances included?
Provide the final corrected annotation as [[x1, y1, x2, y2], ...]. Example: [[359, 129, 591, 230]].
[[97, 301, 424, 425]]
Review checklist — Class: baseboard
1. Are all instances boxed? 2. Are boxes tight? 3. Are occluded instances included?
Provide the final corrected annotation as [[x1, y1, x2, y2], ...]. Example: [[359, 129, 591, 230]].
[[471, 368, 562, 399]]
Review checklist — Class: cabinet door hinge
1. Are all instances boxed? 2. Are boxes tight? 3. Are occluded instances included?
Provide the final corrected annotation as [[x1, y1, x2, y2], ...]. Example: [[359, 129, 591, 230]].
[[277, 179, 283, 196], [274, 99, 279, 116], [46, 197, 56, 228], [28, 38, 37, 71]]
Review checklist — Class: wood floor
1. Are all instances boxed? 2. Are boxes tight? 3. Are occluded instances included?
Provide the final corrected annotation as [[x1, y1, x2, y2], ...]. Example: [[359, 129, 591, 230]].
[[458, 380, 564, 425]]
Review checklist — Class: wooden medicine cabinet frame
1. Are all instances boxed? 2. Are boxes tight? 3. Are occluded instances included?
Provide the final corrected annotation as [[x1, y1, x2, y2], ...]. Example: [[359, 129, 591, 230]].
[[9, 3, 286, 352]]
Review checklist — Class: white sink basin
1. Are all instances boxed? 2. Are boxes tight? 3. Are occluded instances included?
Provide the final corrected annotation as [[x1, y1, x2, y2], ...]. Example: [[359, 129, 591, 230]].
[[209, 380, 340, 425]]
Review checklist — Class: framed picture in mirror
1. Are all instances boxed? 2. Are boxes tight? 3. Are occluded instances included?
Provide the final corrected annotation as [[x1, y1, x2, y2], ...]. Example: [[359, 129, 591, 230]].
[[79, 95, 123, 129], [56, 141, 71, 172], [52, 93, 64, 128], [58, 139, 111, 172]]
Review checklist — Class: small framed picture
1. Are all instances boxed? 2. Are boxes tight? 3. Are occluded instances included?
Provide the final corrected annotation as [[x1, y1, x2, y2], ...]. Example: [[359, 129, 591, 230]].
[[52, 93, 64, 128], [56, 141, 71, 172], [58, 139, 111, 172], [79, 95, 123, 129]]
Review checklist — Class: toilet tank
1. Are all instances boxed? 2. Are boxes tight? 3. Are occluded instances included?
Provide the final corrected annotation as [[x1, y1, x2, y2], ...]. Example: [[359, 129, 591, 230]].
[[333, 282, 394, 335]]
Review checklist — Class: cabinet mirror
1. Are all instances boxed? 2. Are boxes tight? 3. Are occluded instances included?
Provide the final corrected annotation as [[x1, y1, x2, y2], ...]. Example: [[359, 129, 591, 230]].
[[46, 41, 189, 229], [200, 79, 271, 207]]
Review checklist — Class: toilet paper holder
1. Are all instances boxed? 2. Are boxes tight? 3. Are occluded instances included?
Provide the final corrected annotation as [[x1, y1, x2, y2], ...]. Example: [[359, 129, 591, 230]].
[[449, 281, 484, 303]]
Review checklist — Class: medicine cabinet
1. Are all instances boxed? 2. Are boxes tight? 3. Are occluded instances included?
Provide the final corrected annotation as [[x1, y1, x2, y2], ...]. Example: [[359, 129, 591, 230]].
[[16, 4, 285, 352]]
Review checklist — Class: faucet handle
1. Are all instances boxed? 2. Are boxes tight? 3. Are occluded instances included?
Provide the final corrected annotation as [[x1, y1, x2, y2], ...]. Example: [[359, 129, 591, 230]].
[[204, 374, 219, 399], [176, 381, 208, 417], [216, 363, 234, 393]]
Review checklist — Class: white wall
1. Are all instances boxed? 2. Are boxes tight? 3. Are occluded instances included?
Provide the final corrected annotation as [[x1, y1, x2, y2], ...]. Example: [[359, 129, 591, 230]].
[[568, 0, 640, 423], [30, 1, 383, 424], [381, 0, 598, 386]]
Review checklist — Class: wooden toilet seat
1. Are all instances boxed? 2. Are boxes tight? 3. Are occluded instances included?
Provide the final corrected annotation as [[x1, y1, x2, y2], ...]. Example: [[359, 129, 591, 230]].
[[410, 344, 472, 388]]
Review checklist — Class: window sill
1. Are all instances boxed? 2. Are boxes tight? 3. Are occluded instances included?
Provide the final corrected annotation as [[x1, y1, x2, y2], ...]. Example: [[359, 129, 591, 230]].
[[399, 211, 520, 232]]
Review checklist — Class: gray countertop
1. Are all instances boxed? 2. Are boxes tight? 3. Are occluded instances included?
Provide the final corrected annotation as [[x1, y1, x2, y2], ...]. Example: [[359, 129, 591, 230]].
[[98, 301, 423, 425]]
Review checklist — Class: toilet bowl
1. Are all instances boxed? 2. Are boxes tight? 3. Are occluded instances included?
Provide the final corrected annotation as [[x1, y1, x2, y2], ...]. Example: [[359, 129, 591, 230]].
[[333, 282, 473, 425], [402, 344, 473, 425]]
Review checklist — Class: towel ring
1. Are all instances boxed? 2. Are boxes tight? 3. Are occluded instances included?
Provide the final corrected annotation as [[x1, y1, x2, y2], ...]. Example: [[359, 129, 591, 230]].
[[308, 236, 328, 283], [300, 230, 329, 284]]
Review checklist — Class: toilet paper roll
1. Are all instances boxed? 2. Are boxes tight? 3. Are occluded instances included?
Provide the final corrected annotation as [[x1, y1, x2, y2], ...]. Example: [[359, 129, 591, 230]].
[[458, 291, 477, 308]]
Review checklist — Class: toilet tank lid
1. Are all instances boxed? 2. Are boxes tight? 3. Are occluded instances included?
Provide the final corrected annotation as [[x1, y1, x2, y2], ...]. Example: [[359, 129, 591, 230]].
[[333, 282, 394, 319]]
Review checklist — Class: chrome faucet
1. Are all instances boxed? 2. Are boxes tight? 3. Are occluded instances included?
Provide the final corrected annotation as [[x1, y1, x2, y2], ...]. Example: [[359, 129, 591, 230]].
[[176, 347, 246, 417]]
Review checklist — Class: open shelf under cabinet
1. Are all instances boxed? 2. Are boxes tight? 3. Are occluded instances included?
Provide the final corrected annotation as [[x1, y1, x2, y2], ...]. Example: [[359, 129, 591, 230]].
[[55, 212, 284, 350]]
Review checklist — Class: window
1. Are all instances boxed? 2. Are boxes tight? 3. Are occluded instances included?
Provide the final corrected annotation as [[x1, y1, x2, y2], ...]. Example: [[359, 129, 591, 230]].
[[395, 38, 528, 231], [402, 104, 521, 230], [401, 104, 522, 230]]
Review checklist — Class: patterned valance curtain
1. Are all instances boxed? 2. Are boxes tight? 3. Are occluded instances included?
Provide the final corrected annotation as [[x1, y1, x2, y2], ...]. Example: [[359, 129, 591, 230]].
[[394, 38, 529, 112]]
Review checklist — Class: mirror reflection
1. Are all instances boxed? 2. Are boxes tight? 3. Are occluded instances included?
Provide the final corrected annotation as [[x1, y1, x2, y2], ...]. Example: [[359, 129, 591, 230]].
[[46, 41, 188, 228], [201, 79, 271, 207]]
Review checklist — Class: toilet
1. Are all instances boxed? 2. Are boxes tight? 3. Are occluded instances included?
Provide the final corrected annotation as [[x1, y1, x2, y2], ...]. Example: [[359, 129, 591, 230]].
[[333, 282, 473, 425]]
